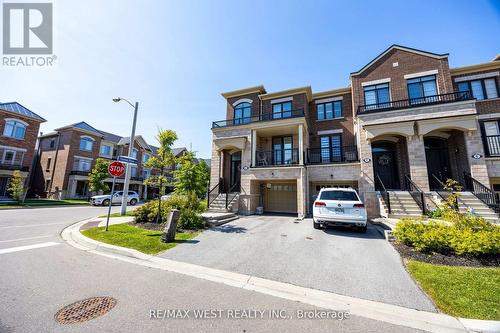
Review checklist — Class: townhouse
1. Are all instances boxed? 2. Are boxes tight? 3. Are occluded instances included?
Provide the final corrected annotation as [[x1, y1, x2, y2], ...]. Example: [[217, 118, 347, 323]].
[[209, 45, 500, 219], [33, 121, 187, 200], [0, 102, 46, 199]]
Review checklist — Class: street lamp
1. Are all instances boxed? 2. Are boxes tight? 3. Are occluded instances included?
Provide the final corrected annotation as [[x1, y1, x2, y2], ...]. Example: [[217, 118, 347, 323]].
[[113, 97, 139, 216]]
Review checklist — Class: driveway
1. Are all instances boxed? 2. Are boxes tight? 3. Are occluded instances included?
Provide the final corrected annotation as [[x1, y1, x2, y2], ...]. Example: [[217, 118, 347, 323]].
[[160, 215, 436, 312]]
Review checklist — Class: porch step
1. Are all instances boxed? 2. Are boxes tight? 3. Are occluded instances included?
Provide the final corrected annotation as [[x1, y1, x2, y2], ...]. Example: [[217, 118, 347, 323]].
[[208, 192, 239, 213], [201, 212, 239, 226], [380, 191, 426, 219]]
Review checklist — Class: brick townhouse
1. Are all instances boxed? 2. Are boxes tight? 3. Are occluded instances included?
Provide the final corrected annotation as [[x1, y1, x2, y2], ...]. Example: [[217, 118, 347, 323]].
[[32, 121, 187, 200], [209, 45, 500, 220], [0, 102, 46, 199]]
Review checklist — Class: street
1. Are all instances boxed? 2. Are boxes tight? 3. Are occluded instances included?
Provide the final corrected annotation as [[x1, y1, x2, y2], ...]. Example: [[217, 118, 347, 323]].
[[0, 206, 423, 333]]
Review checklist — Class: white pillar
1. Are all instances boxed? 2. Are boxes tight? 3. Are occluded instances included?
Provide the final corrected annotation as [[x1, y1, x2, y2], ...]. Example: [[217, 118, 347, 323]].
[[251, 130, 257, 167], [298, 124, 304, 165]]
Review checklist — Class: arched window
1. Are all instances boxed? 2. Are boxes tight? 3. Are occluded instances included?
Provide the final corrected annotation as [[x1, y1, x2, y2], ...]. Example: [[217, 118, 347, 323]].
[[3, 119, 27, 139], [79, 136, 94, 151], [234, 102, 251, 124]]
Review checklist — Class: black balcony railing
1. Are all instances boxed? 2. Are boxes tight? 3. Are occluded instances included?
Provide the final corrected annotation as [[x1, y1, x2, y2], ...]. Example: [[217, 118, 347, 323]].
[[70, 170, 90, 176], [306, 146, 358, 164], [255, 149, 299, 166], [212, 109, 304, 128], [0, 163, 29, 171], [484, 135, 500, 156], [357, 91, 473, 114]]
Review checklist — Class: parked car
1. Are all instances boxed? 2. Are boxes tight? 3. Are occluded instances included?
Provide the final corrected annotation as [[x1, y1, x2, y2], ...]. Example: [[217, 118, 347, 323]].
[[312, 188, 367, 232], [90, 191, 139, 206], [160, 194, 172, 201]]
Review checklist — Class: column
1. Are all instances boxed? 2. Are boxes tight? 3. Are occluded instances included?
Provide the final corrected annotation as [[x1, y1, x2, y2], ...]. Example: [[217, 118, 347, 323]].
[[465, 129, 490, 185], [407, 135, 430, 192], [358, 128, 378, 218], [251, 130, 257, 167], [298, 124, 304, 165]]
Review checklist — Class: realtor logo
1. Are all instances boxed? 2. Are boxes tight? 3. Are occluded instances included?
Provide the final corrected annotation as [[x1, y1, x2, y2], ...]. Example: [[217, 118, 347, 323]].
[[2, 2, 53, 54]]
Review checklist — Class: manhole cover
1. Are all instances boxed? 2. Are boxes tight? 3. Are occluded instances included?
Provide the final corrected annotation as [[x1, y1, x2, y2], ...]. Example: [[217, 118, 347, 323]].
[[55, 297, 116, 324]]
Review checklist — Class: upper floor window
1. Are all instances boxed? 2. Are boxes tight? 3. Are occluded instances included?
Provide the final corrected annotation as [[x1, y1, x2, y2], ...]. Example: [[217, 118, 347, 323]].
[[143, 168, 151, 179], [458, 78, 498, 100], [482, 120, 500, 156], [3, 119, 27, 140], [234, 102, 251, 124], [142, 153, 150, 163], [317, 101, 342, 120], [74, 158, 92, 171], [131, 166, 138, 177], [363, 83, 390, 108], [407, 75, 437, 103], [100, 144, 112, 157], [79, 136, 94, 151], [320, 134, 342, 163], [132, 148, 138, 159], [50, 138, 56, 148], [272, 101, 292, 119]]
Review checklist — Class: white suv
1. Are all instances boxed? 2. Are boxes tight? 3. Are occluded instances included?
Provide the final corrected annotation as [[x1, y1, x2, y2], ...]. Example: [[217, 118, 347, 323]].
[[91, 191, 140, 206], [312, 188, 367, 232]]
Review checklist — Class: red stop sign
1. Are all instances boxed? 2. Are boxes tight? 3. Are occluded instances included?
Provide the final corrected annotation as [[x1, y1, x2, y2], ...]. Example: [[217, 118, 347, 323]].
[[108, 161, 125, 177]]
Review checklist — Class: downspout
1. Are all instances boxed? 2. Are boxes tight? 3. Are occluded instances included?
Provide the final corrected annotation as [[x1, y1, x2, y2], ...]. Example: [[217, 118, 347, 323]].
[[48, 132, 61, 195]]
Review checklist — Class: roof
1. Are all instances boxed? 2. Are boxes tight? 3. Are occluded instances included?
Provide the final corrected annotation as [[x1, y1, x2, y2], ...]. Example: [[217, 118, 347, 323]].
[[450, 61, 500, 76], [350, 44, 449, 76], [55, 121, 104, 136], [0, 102, 46, 122], [493, 54, 500, 62], [172, 147, 187, 156], [99, 130, 122, 143], [118, 135, 152, 151], [221, 85, 267, 99], [312, 87, 351, 99], [259, 86, 313, 101]]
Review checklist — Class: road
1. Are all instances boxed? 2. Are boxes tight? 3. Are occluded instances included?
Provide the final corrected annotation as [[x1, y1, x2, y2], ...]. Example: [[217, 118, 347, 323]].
[[0, 206, 423, 333]]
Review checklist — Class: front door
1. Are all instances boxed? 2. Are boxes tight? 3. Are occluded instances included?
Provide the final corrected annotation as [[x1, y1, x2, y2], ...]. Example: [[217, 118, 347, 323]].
[[425, 138, 451, 190], [230, 152, 241, 192], [0, 177, 8, 197], [372, 142, 400, 190]]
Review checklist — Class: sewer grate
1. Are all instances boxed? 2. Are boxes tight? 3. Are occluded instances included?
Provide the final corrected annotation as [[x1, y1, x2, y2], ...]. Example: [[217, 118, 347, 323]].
[[55, 297, 117, 324]]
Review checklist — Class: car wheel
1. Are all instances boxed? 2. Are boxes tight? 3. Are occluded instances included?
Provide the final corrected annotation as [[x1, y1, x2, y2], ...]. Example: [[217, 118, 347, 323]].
[[129, 198, 137, 206], [358, 225, 367, 233], [102, 199, 110, 206], [313, 221, 322, 229]]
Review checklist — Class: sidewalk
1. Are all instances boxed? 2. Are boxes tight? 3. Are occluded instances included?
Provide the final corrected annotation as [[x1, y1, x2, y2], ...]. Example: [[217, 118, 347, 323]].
[[61, 217, 499, 333]]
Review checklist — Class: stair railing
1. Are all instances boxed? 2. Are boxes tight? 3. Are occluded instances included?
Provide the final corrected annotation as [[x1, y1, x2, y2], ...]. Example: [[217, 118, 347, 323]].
[[225, 182, 240, 210], [207, 179, 222, 208], [464, 172, 499, 213], [376, 173, 391, 214], [431, 174, 458, 211], [405, 175, 426, 215]]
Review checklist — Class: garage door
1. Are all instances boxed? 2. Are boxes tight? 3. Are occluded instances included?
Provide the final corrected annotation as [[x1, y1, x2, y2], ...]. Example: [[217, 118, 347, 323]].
[[264, 182, 297, 213]]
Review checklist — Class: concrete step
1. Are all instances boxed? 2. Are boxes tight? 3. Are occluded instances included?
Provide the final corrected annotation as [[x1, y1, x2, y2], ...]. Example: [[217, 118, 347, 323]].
[[388, 213, 424, 219]]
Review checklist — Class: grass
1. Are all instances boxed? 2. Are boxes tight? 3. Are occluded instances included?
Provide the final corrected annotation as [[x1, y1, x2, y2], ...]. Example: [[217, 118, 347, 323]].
[[81, 223, 200, 255], [0, 199, 89, 209], [98, 211, 136, 218], [407, 260, 500, 320]]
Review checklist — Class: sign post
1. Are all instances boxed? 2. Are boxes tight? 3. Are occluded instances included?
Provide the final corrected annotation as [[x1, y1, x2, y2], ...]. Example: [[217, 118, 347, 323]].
[[105, 161, 126, 231]]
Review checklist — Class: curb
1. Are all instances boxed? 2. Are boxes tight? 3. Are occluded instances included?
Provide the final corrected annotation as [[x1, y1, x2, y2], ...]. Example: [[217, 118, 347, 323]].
[[62, 218, 495, 333]]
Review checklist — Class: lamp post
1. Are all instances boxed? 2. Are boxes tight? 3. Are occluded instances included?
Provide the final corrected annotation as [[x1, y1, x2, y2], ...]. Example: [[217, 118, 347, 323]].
[[113, 97, 139, 216]]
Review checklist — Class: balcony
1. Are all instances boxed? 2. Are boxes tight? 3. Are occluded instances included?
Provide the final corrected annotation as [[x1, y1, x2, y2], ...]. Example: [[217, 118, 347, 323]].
[[357, 91, 473, 115], [70, 170, 90, 176], [254, 149, 299, 167], [306, 146, 359, 164], [212, 109, 304, 128], [0, 163, 29, 171]]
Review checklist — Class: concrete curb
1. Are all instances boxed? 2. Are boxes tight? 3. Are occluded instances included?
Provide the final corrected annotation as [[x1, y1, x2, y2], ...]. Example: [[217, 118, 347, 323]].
[[61, 217, 493, 333]]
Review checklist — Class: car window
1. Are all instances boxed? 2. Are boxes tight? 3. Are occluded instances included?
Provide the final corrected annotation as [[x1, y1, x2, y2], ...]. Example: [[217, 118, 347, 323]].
[[319, 190, 358, 201], [115, 191, 123, 196], [128, 191, 135, 196]]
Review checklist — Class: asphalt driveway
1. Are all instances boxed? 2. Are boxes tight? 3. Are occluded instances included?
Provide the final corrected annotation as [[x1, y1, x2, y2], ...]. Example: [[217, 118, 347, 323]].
[[160, 215, 436, 312]]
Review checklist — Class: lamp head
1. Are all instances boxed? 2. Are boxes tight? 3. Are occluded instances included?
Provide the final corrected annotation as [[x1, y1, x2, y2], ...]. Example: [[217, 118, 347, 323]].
[[112, 98, 121, 103]]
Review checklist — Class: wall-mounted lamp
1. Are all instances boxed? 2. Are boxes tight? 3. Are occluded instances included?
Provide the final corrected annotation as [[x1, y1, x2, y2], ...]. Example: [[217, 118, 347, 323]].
[[362, 158, 371, 163]]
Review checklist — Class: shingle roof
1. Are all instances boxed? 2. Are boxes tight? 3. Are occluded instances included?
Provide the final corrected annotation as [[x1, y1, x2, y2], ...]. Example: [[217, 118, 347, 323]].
[[0, 102, 46, 122], [99, 130, 122, 143], [58, 121, 103, 136], [172, 147, 187, 156]]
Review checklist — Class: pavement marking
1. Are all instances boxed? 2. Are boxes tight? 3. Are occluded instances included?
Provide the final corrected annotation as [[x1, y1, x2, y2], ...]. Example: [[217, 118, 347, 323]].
[[0, 235, 52, 243], [0, 242, 60, 254], [0, 222, 74, 229]]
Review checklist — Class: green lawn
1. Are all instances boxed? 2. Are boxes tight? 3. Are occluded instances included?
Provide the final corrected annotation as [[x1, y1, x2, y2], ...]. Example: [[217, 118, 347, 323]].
[[98, 211, 136, 218], [407, 260, 500, 320], [0, 199, 89, 209], [81, 224, 199, 255]]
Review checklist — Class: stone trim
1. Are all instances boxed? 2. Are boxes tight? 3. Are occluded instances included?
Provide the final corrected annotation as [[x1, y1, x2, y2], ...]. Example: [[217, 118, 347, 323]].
[[454, 71, 499, 82], [232, 98, 253, 106], [361, 78, 391, 87], [403, 69, 438, 79], [314, 96, 343, 104], [318, 129, 343, 135], [271, 96, 293, 104]]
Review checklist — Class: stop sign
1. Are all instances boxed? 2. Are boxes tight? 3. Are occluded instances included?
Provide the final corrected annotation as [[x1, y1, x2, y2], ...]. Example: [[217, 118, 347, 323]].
[[108, 161, 126, 177]]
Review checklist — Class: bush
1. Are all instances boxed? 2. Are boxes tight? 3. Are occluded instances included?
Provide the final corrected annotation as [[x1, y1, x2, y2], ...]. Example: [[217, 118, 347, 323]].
[[393, 218, 500, 256], [132, 192, 205, 230]]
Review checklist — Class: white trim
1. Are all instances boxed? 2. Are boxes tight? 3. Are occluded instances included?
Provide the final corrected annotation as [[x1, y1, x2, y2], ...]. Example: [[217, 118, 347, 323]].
[[454, 71, 499, 82], [478, 113, 500, 120], [0, 145, 27, 152], [80, 135, 95, 141], [315, 96, 343, 104], [271, 96, 293, 104], [318, 129, 343, 135], [361, 78, 391, 87], [232, 98, 253, 106], [403, 69, 438, 79], [2, 149, 16, 165], [4, 118, 29, 126], [73, 155, 93, 161]]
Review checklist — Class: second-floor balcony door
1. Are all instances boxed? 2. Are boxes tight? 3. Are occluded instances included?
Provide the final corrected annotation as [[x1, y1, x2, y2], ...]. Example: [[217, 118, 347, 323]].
[[320, 135, 342, 163], [272, 101, 292, 119], [273, 136, 293, 165]]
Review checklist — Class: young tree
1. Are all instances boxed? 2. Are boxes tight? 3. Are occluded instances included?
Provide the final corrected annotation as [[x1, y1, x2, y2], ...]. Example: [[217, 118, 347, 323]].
[[144, 129, 178, 223], [88, 158, 110, 194], [174, 152, 210, 198], [8, 170, 25, 202]]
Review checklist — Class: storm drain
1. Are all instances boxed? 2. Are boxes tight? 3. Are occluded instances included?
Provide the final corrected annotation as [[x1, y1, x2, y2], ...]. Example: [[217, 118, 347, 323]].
[[55, 297, 117, 324]]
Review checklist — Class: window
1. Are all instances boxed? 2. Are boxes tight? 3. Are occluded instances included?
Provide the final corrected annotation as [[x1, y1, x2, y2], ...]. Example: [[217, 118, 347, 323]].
[[272, 136, 294, 165], [100, 144, 112, 157], [131, 148, 138, 159], [3, 120, 27, 139], [46, 157, 52, 171], [143, 168, 151, 179], [407, 75, 438, 103], [317, 101, 342, 120], [79, 137, 94, 151], [320, 134, 342, 163], [75, 181, 88, 196], [234, 102, 251, 124], [272, 101, 292, 119], [131, 166, 138, 177], [75, 158, 91, 172], [49, 139, 55, 148], [363, 83, 390, 108], [483, 120, 500, 156], [458, 78, 499, 100], [3, 151, 15, 164], [319, 190, 359, 201], [142, 153, 150, 163]]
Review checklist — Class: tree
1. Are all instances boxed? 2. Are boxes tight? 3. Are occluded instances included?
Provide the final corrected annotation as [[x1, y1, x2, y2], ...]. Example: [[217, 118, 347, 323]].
[[174, 152, 210, 198], [8, 170, 24, 202], [144, 129, 178, 223], [88, 158, 110, 194]]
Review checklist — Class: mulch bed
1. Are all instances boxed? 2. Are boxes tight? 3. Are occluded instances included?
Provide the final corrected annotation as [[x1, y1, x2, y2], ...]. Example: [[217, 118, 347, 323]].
[[391, 241, 500, 267], [129, 222, 165, 231]]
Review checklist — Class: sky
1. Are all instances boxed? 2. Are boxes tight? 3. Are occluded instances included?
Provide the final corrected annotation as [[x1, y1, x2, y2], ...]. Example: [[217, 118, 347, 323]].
[[1, 0, 499, 158]]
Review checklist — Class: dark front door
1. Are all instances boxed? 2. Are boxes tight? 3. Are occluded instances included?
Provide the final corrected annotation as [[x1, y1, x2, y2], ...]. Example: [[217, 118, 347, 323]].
[[425, 138, 451, 190], [0, 177, 8, 197], [230, 151, 241, 192], [372, 142, 400, 190]]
